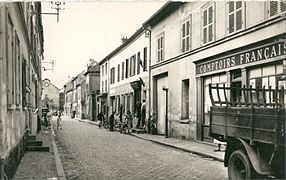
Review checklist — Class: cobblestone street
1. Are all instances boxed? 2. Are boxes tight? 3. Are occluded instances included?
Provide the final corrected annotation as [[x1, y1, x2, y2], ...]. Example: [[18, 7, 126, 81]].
[[52, 116, 227, 180]]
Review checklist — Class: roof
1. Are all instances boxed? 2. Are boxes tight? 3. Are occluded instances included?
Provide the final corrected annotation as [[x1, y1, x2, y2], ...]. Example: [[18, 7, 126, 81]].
[[98, 27, 145, 65], [142, 2, 184, 28]]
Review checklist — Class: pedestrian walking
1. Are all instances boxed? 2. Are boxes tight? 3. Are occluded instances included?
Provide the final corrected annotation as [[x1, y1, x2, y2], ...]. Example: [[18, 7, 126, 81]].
[[97, 112, 104, 128], [109, 111, 115, 131], [125, 111, 133, 134], [57, 111, 62, 130]]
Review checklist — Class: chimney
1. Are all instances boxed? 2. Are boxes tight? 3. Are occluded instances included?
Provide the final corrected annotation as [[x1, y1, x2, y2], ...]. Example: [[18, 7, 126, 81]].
[[121, 35, 128, 44]]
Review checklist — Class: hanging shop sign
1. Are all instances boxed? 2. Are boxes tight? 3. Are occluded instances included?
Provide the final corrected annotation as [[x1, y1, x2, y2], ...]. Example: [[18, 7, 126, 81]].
[[196, 41, 286, 75]]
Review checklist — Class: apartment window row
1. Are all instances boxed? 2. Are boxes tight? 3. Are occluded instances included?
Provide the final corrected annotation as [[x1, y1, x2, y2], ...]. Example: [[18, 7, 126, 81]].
[[111, 47, 147, 84], [157, 1, 285, 62], [7, 14, 22, 108]]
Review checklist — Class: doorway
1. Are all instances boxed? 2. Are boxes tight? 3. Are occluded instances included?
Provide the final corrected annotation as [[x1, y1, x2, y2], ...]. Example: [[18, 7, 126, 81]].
[[156, 76, 168, 135]]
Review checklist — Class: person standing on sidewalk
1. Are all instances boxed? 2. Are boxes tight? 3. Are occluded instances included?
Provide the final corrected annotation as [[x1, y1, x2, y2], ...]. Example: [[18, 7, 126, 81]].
[[109, 111, 115, 131], [141, 99, 146, 129], [97, 112, 104, 128], [57, 111, 62, 130], [125, 111, 133, 134]]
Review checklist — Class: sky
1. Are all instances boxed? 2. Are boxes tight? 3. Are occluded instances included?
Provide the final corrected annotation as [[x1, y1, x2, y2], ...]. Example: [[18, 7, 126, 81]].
[[41, 1, 165, 89]]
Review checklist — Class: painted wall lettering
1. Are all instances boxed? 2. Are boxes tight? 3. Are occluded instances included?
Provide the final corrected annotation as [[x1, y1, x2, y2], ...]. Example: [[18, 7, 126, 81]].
[[196, 41, 286, 74]]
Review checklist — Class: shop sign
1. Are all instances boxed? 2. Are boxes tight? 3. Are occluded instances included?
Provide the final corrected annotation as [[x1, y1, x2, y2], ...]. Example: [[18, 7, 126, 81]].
[[196, 41, 286, 74]]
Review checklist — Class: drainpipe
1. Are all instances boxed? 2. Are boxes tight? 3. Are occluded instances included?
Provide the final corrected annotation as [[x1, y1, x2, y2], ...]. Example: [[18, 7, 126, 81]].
[[142, 25, 151, 132]]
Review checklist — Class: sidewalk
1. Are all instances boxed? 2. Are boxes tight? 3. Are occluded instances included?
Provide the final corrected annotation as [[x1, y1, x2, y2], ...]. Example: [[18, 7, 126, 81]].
[[13, 127, 66, 180], [78, 119, 225, 162]]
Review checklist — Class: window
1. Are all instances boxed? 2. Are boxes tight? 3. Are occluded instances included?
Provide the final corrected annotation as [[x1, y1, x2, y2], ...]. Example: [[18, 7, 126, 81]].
[[228, 1, 243, 34], [105, 63, 107, 75], [122, 62, 124, 80], [102, 65, 104, 76], [129, 57, 133, 77], [117, 64, 120, 82], [157, 32, 164, 62], [16, 35, 20, 105], [110, 67, 115, 84], [249, 64, 284, 105], [102, 81, 104, 93], [130, 55, 136, 77], [143, 47, 147, 71], [137, 52, 140, 75], [181, 16, 191, 53], [202, 4, 214, 44], [22, 59, 26, 109], [7, 15, 14, 106], [268, 1, 286, 17], [125, 59, 129, 78], [105, 80, 107, 92], [181, 79, 189, 119]]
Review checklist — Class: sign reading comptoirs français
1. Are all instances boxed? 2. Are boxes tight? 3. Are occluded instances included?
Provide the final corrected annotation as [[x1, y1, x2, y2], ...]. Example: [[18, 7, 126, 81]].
[[196, 41, 286, 75]]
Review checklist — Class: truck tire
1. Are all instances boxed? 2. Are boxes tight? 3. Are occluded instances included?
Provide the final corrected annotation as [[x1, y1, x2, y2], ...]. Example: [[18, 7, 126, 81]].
[[228, 150, 253, 180]]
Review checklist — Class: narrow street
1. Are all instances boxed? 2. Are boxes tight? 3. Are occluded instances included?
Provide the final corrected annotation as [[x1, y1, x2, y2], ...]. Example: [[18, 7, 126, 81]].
[[52, 116, 227, 180]]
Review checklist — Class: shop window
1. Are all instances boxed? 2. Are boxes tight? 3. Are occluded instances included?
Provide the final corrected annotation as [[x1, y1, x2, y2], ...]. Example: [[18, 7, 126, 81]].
[[181, 79, 189, 119], [227, 1, 244, 34], [127, 95, 130, 112], [231, 69, 242, 103], [268, 1, 286, 18], [181, 16, 191, 53], [122, 61, 125, 80], [204, 74, 227, 125], [202, 3, 215, 44], [249, 64, 284, 105], [157, 32, 164, 62], [143, 47, 147, 71]]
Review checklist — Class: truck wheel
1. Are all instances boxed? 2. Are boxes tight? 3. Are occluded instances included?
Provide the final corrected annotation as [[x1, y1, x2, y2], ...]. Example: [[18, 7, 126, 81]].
[[228, 150, 253, 180]]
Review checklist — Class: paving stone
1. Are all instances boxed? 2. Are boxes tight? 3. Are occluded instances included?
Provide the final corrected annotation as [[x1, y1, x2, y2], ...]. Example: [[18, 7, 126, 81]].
[[53, 116, 227, 180]]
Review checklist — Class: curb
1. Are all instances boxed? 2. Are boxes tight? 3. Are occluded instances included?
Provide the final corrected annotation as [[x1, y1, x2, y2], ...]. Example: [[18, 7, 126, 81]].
[[130, 133, 224, 163], [50, 129, 66, 180]]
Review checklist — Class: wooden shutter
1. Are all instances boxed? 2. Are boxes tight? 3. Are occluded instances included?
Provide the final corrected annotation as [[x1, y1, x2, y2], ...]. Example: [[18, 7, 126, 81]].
[[269, 1, 278, 17]]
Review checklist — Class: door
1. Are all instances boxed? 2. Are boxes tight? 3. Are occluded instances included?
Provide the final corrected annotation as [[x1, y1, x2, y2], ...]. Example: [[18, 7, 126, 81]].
[[156, 76, 168, 135]]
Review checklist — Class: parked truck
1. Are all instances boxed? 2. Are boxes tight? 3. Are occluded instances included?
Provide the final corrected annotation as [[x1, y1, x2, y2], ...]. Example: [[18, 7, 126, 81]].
[[208, 84, 285, 179]]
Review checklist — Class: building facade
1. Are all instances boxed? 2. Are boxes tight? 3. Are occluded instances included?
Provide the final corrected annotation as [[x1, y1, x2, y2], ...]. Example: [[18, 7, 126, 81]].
[[143, 1, 286, 141], [41, 78, 60, 113], [105, 28, 150, 126], [0, 2, 44, 178], [64, 80, 73, 116], [98, 59, 109, 121], [85, 63, 100, 121]]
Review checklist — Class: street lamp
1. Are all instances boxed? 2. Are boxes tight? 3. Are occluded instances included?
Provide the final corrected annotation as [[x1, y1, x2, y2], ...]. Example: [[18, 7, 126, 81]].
[[162, 86, 169, 138]]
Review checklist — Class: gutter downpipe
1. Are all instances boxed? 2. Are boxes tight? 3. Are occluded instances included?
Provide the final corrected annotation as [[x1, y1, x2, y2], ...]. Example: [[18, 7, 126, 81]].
[[142, 25, 151, 133]]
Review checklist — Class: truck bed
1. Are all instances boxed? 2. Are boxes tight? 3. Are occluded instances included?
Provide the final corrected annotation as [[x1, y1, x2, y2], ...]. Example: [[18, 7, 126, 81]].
[[210, 106, 285, 146]]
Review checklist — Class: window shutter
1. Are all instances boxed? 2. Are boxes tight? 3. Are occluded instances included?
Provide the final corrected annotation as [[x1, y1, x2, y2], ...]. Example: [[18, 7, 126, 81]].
[[281, 1, 286, 12], [236, 9, 242, 30], [229, 1, 234, 13], [269, 1, 278, 17]]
